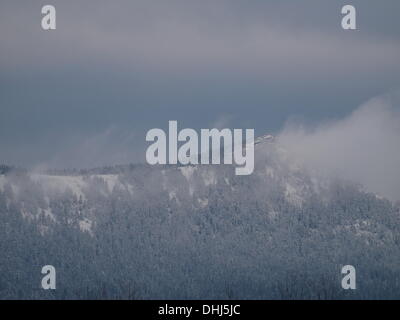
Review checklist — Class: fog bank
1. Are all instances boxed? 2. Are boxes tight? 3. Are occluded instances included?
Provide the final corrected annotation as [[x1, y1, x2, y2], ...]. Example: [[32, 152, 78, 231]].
[[278, 94, 400, 201]]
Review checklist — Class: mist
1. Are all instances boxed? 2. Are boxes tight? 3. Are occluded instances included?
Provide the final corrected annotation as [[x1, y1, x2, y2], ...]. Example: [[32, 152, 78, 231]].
[[278, 94, 400, 201]]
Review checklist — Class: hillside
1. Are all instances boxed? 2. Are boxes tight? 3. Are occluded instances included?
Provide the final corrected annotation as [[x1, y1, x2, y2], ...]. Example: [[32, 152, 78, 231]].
[[0, 136, 399, 299]]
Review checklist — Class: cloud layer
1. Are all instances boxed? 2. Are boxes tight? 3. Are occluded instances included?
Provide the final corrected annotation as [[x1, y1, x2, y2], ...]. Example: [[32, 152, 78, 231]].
[[278, 94, 400, 201], [0, 1, 399, 175]]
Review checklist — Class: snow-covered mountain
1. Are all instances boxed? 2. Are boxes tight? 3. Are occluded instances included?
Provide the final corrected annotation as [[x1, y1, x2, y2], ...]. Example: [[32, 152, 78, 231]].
[[0, 135, 399, 299]]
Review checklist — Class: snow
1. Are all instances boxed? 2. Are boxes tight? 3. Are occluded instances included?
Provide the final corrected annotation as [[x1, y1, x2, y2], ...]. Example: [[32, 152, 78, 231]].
[[268, 210, 278, 219], [38, 225, 49, 236], [197, 198, 208, 208], [254, 134, 274, 145], [284, 182, 304, 206], [93, 174, 136, 195], [202, 170, 217, 186], [126, 184, 134, 195], [0, 175, 19, 195], [169, 191, 176, 201], [265, 166, 274, 178], [179, 167, 197, 196], [96, 174, 120, 193], [31, 174, 87, 200], [180, 166, 196, 180], [168, 190, 181, 205], [21, 208, 35, 220], [2, 173, 133, 200], [42, 208, 56, 222], [334, 219, 389, 245], [79, 218, 93, 235]]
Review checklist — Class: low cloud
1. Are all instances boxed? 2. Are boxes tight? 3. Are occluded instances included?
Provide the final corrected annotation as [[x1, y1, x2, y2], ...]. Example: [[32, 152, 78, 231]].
[[278, 93, 400, 201]]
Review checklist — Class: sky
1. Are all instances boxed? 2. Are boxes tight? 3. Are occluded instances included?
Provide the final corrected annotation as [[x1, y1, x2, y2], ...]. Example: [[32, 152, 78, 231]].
[[0, 0, 400, 169]]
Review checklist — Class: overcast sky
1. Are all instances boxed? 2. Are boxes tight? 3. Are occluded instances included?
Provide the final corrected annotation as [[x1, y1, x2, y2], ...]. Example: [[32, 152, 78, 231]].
[[0, 0, 399, 169]]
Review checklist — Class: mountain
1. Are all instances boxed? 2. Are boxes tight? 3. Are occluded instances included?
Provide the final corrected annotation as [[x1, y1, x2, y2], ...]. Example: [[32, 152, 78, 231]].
[[0, 135, 399, 299]]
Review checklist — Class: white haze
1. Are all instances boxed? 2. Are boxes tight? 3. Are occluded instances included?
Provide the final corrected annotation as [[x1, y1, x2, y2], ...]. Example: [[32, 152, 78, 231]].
[[278, 95, 400, 202]]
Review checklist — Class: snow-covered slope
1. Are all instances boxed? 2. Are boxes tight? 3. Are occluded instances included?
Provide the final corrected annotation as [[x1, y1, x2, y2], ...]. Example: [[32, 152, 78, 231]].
[[1, 135, 399, 299], [0, 133, 390, 234]]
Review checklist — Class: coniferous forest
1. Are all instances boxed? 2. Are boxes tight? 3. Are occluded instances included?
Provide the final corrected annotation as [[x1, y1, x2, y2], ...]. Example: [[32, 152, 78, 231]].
[[1, 142, 399, 299]]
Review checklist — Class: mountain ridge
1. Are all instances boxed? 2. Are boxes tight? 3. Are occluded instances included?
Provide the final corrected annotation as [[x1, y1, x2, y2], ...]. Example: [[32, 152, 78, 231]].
[[1, 134, 399, 299]]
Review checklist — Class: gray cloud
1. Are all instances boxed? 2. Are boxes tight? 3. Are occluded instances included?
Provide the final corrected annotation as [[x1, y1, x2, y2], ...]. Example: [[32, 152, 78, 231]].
[[0, 1, 399, 169], [2, 0, 400, 76], [278, 93, 400, 201]]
